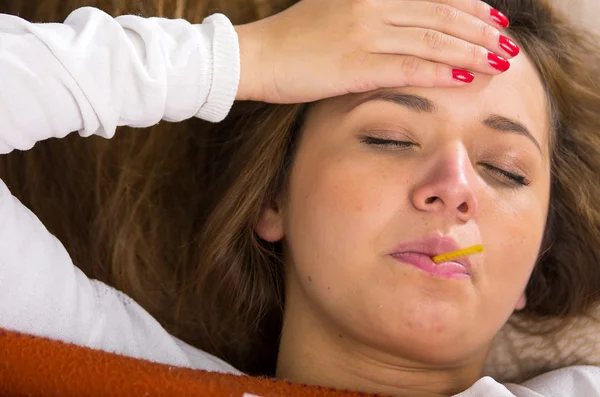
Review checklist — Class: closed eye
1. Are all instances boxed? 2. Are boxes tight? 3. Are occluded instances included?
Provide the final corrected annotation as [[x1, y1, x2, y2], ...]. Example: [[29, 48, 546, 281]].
[[482, 164, 530, 187], [360, 136, 416, 150]]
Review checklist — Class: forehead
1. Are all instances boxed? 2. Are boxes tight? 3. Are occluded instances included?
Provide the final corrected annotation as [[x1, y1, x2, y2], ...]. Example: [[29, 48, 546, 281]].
[[312, 50, 551, 153]]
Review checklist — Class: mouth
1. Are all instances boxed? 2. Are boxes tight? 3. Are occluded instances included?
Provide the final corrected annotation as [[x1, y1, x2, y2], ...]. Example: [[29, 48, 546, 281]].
[[389, 235, 474, 280]]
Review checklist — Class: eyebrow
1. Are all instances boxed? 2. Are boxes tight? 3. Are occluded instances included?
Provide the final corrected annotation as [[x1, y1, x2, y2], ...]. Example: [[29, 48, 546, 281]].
[[346, 91, 542, 153], [347, 91, 437, 113], [482, 115, 542, 153]]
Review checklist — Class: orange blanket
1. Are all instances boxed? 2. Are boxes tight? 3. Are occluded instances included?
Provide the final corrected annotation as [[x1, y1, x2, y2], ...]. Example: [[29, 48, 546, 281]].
[[0, 329, 379, 397]]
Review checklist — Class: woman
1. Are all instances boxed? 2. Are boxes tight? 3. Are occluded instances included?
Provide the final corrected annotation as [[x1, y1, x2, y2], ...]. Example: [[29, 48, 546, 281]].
[[0, 0, 599, 395]]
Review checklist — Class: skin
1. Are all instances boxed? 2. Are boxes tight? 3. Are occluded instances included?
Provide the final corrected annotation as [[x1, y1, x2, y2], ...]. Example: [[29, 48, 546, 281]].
[[256, 49, 551, 396], [234, 0, 516, 104]]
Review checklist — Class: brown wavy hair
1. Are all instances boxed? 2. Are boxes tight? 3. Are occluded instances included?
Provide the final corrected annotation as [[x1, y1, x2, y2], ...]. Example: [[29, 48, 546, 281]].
[[0, 0, 599, 376]]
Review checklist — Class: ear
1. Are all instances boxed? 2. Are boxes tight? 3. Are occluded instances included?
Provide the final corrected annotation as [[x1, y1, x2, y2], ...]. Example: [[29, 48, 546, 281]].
[[256, 203, 285, 242], [514, 292, 527, 311]]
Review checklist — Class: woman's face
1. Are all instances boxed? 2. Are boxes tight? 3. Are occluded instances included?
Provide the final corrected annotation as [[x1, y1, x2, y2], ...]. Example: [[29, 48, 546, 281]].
[[258, 52, 551, 365]]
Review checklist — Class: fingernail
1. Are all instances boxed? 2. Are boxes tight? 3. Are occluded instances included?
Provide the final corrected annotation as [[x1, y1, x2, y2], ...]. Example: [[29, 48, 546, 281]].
[[488, 52, 510, 72], [490, 8, 509, 28], [499, 35, 520, 57], [453, 69, 475, 83]]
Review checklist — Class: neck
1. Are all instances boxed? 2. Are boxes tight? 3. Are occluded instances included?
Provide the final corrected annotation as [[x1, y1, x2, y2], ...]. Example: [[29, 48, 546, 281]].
[[276, 285, 486, 397]]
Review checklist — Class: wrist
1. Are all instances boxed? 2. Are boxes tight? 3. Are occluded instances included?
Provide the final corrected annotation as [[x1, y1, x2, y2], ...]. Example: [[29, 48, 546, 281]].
[[234, 23, 266, 102]]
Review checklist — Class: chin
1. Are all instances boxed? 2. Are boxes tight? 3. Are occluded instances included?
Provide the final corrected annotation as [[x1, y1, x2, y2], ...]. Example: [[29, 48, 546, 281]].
[[379, 323, 483, 365], [351, 294, 482, 364]]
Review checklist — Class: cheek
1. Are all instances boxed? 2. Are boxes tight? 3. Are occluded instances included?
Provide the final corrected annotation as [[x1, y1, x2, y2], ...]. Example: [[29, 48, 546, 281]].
[[283, 146, 403, 294], [477, 185, 550, 305], [286, 151, 385, 264]]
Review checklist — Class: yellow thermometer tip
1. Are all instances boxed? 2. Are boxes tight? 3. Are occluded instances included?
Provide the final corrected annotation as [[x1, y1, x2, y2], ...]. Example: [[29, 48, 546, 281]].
[[432, 244, 484, 264]]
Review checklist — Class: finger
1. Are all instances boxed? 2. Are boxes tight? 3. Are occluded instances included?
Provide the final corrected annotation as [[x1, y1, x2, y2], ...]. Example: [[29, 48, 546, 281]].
[[361, 54, 475, 89], [417, 0, 510, 30], [372, 27, 510, 75], [382, 1, 520, 59]]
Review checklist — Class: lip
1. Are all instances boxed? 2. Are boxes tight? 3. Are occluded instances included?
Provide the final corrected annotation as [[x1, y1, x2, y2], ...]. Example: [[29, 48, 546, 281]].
[[389, 236, 474, 280]]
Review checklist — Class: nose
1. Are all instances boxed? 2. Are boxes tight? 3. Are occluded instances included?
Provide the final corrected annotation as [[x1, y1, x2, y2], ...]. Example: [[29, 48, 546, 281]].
[[411, 146, 478, 222]]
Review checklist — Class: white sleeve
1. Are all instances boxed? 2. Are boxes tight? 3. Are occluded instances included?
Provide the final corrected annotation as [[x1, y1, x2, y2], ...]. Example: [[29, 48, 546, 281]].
[[0, 7, 242, 372], [0, 6, 240, 155], [0, 178, 241, 374]]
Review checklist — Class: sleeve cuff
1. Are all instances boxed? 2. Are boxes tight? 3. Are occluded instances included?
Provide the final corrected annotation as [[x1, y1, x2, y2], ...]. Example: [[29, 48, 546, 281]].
[[196, 13, 240, 123]]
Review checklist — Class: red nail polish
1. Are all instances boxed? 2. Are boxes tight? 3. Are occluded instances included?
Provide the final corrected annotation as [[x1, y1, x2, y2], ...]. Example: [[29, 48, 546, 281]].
[[499, 35, 520, 57], [490, 8, 509, 28], [488, 52, 510, 72], [452, 69, 475, 83]]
